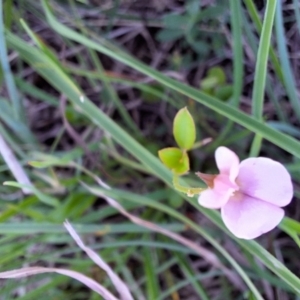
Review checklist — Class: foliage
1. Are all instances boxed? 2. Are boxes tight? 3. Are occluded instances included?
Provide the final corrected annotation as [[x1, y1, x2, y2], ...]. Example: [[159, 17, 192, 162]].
[[0, 0, 300, 299]]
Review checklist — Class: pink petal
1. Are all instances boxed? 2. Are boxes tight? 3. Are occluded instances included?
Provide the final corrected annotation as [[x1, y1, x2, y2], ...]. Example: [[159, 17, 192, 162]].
[[237, 157, 293, 207], [215, 147, 239, 182], [221, 193, 284, 239], [198, 174, 237, 209]]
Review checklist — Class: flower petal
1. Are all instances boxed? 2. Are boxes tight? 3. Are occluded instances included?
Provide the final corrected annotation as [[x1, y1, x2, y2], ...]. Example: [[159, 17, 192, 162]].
[[221, 193, 284, 239], [215, 147, 239, 182], [198, 174, 236, 209], [237, 157, 293, 207]]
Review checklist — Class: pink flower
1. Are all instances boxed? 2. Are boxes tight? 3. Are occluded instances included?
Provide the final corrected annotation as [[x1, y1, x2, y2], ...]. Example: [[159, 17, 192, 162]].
[[197, 147, 293, 239]]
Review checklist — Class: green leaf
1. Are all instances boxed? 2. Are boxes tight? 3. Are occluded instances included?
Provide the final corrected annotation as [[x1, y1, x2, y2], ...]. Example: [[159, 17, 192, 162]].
[[156, 29, 184, 42], [207, 67, 226, 85], [186, 0, 200, 16], [215, 85, 233, 101], [200, 76, 218, 92], [198, 6, 225, 20], [162, 14, 189, 29], [173, 107, 196, 150], [158, 147, 182, 168], [3, 181, 60, 207], [158, 147, 189, 175], [189, 41, 210, 56], [200, 67, 227, 93]]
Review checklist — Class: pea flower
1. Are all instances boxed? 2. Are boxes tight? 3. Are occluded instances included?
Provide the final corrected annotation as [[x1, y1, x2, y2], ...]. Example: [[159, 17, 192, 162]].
[[197, 147, 293, 239]]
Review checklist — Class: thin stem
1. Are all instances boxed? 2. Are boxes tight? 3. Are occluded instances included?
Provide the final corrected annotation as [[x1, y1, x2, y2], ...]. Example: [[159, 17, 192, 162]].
[[172, 174, 205, 197]]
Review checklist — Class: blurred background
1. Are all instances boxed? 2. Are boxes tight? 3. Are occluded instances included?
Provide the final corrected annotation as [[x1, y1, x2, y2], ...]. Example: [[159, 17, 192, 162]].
[[1, 0, 300, 299]]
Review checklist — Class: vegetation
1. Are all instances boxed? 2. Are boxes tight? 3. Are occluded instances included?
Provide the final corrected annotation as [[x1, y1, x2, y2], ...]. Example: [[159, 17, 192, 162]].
[[1, 0, 300, 299]]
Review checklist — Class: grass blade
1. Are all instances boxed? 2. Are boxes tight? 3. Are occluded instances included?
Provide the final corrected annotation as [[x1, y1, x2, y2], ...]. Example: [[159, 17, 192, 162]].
[[250, 0, 277, 156], [243, 0, 284, 84], [275, 0, 300, 120], [229, 0, 243, 106], [5, 6, 300, 294], [40, 2, 300, 158], [0, 0, 22, 119], [251, 0, 277, 120]]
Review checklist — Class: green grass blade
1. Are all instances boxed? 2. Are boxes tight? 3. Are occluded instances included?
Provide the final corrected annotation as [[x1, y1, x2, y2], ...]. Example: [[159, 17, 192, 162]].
[[229, 0, 243, 106], [40, 2, 300, 158], [87, 186, 263, 299], [249, 134, 263, 157], [6, 7, 300, 294], [243, 0, 284, 84], [250, 0, 277, 156], [143, 245, 160, 299], [245, 0, 300, 121], [280, 218, 300, 248], [0, 222, 185, 234], [15, 76, 58, 106], [0, 0, 22, 120], [251, 0, 277, 120], [241, 8, 286, 122], [4, 181, 60, 207], [175, 253, 210, 300], [275, 0, 300, 120], [98, 188, 300, 296], [216, 0, 244, 152]]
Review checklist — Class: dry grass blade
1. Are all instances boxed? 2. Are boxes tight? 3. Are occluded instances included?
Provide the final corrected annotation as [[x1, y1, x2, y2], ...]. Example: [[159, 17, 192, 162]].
[[0, 132, 32, 194], [83, 179, 244, 290], [0, 267, 118, 300], [64, 220, 134, 300]]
